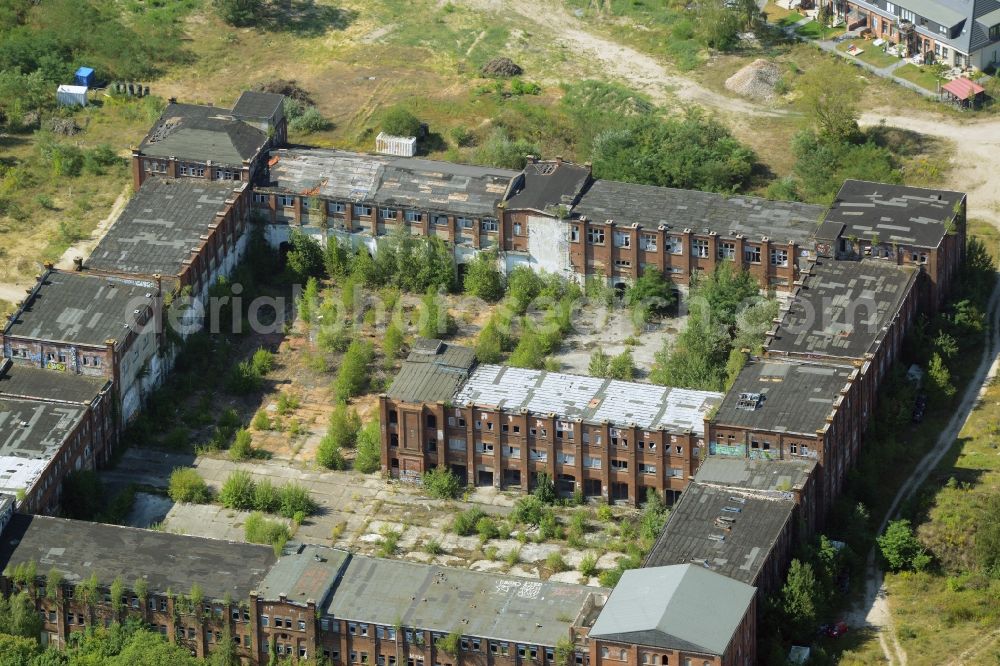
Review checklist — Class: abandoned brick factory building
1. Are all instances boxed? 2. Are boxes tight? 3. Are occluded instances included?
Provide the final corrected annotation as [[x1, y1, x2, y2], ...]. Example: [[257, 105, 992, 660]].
[[0, 91, 972, 665]]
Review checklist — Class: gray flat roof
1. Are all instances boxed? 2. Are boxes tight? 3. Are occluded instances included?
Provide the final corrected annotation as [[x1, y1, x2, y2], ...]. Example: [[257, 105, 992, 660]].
[[825, 180, 964, 249], [139, 102, 268, 165], [0, 361, 110, 405], [232, 91, 284, 121], [574, 180, 826, 244], [87, 178, 244, 277], [4, 271, 156, 347], [644, 482, 795, 586], [386, 340, 477, 404], [506, 160, 591, 214], [694, 457, 816, 497], [454, 365, 722, 435], [257, 544, 350, 606], [326, 555, 603, 647], [259, 148, 517, 217], [713, 359, 855, 436], [767, 259, 916, 360], [589, 564, 755, 656], [0, 514, 275, 601], [0, 398, 88, 495]]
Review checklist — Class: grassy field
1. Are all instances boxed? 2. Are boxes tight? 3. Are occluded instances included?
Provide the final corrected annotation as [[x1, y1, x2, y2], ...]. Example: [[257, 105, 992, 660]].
[[795, 20, 845, 40], [837, 40, 902, 69], [831, 217, 1000, 664], [894, 63, 947, 92]]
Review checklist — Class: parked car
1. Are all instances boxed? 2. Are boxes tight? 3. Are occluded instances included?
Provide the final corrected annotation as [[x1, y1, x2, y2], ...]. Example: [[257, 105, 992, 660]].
[[825, 621, 849, 638]]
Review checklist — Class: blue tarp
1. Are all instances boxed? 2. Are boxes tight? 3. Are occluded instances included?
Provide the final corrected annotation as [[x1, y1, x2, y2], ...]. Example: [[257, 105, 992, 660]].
[[74, 67, 94, 87]]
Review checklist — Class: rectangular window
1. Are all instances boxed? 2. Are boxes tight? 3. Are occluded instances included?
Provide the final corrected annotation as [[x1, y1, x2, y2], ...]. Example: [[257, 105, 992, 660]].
[[278, 195, 294, 208], [328, 201, 346, 214], [380, 207, 397, 219], [298, 619, 306, 631], [588, 228, 605, 244], [641, 234, 658, 251], [405, 210, 423, 223], [614, 231, 631, 248], [481, 217, 498, 232], [262, 616, 270, 627], [353, 205, 370, 217], [900, 8, 914, 21], [718, 241, 736, 260], [433, 214, 449, 226], [668, 236, 683, 254], [614, 259, 632, 268], [744, 245, 761, 263], [253, 193, 267, 204], [770, 248, 788, 267], [691, 239, 709, 258], [457, 217, 474, 229], [570, 225, 580, 242], [611, 459, 628, 470], [886, 1, 896, 12]]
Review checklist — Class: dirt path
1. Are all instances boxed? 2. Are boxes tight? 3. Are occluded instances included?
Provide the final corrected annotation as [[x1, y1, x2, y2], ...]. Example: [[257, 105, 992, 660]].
[[860, 110, 1000, 228], [456, 0, 789, 117], [843, 275, 1000, 665]]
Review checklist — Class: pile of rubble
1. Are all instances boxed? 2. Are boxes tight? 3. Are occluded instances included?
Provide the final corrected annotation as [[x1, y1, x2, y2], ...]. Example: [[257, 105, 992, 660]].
[[480, 57, 523, 78], [724, 59, 782, 101]]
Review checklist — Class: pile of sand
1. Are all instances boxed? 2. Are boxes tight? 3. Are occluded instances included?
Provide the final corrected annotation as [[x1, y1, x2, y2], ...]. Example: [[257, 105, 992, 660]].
[[480, 57, 523, 77], [725, 59, 782, 101]]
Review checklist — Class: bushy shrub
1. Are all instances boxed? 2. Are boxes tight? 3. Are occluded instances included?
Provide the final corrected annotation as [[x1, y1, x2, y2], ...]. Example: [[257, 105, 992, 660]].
[[424, 466, 463, 499], [244, 512, 290, 554], [168, 468, 212, 504], [218, 470, 256, 510], [334, 340, 374, 400], [381, 106, 421, 137], [230, 428, 253, 461], [354, 420, 382, 474], [452, 508, 487, 536]]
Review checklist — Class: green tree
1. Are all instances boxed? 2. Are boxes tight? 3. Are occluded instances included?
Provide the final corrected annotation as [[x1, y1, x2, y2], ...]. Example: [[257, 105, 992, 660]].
[[168, 468, 212, 503], [334, 339, 374, 400], [324, 238, 355, 280], [326, 403, 362, 450], [780, 559, 822, 640], [354, 420, 382, 474], [383, 321, 406, 362], [209, 627, 240, 666], [878, 519, 927, 571], [463, 251, 505, 302], [607, 349, 635, 380], [508, 327, 546, 369], [473, 128, 540, 170], [418, 287, 445, 339], [0, 633, 39, 665], [286, 231, 325, 281], [591, 109, 755, 193], [475, 317, 507, 363], [298, 276, 320, 325], [927, 352, 956, 406], [381, 106, 421, 137], [625, 268, 676, 318], [532, 473, 557, 504], [0, 591, 42, 638], [316, 435, 346, 471], [797, 60, 862, 144]]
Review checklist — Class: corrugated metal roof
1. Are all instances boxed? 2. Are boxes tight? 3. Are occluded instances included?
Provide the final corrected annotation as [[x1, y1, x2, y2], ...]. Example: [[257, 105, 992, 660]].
[[326, 555, 603, 646], [454, 365, 722, 434], [385, 340, 477, 403]]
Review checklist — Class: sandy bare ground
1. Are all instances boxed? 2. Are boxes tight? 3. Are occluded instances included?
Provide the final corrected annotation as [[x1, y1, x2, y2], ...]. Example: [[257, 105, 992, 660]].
[[860, 110, 1000, 228], [457, 0, 789, 117]]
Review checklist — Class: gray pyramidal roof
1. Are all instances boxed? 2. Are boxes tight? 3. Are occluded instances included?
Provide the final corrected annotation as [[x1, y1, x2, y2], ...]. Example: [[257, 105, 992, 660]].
[[589, 564, 755, 656]]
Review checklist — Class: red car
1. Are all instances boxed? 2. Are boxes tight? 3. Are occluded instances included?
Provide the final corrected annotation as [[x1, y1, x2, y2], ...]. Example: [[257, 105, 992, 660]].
[[825, 621, 849, 638]]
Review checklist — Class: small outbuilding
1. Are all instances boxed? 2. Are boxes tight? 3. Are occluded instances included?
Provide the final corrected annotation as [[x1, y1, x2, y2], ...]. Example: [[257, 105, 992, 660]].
[[941, 77, 985, 109], [375, 132, 417, 157], [56, 85, 88, 107], [74, 66, 95, 87]]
